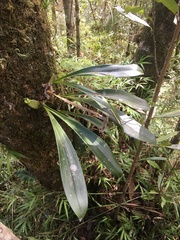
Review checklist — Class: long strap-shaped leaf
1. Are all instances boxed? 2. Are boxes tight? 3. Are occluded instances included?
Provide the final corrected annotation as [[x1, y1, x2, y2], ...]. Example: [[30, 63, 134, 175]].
[[52, 82, 156, 144], [115, 6, 151, 27], [77, 98, 156, 144], [110, 104, 156, 144], [96, 89, 150, 112], [45, 110, 88, 221], [54, 64, 143, 80], [61, 83, 150, 112], [156, 109, 180, 118], [65, 111, 118, 144], [56, 82, 112, 111], [45, 105, 123, 178]]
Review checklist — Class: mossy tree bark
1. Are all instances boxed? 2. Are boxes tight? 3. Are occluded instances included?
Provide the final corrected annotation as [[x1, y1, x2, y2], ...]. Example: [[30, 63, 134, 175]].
[[0, 0, 63, 190]]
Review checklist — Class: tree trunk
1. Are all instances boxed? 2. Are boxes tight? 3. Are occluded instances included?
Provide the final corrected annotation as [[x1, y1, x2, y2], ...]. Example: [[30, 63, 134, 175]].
[[171, 118, 180, 144], [134, 2, 180, 149], [134, 2, 176, 82], [62, 0, 75, 55], [0, 0, 64, 190], [52, 1, 58, 35], [75, 0, 80, 57]]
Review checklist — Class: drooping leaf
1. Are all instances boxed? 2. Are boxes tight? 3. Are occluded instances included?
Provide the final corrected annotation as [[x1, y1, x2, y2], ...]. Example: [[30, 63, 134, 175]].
[[54, 64, 143, 81], [156, 109, 180, 118], [117, 111, 156, 144], [156, 0, 178, 14], [115, 6, 151, 27], [66, 111, 118, 144], [72, 97, 156, 144], [109, 104, 156, 144], [45, 106, 123, 177], [97, 89, 150, 112], [52, 82, 155, 144], [66, 112, 105, 129], [167, 144, 180, 150], [59, 82, 112, 110], [45, 109, 88, 221]]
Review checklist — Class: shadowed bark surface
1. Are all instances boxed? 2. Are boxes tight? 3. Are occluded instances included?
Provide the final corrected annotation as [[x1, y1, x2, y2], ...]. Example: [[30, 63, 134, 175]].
[[134, 2, 176, 82], [0, 0, 63, 190]]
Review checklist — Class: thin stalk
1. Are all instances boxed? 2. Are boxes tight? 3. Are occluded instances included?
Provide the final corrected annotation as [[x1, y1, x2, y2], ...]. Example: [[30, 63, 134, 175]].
[[47, 90, 104, 120], [114, 18, 180, 219], [152, 0, 160, 79]]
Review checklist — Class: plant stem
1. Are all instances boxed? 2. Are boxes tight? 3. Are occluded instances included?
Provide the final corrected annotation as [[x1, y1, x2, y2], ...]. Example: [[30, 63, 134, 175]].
[[114, 18, 180, 219], [47, 90, 105, 120]]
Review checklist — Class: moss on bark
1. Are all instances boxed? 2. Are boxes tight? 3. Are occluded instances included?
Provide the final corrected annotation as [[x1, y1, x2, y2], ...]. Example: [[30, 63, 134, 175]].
[[0, 0, 63, 189]]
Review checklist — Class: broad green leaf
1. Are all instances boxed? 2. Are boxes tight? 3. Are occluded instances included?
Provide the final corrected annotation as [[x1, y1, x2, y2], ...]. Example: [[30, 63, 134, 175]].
[[74, 98, 156, 144], [45, 106, 123, 177], [115, 6, 151, 27], [125, 6, 144, 14], [156, 0, 178, 14], [97, 89, 150, 112], [156, 109, 180, 118], [54, 64, 143, 80], [45, 110, 88, 220], [167, 144, 180, 150]]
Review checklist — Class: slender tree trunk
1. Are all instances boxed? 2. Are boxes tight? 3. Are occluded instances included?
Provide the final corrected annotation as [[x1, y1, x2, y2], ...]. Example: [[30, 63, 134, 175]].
[[62, 0, 75, 55], [133, 2, 180, 148], [0, 0, 66, 190], [171, 118, 180, 144], [52, 1, 58, 35], [75, 0, 80, 57], [134, 2, 176, 83]]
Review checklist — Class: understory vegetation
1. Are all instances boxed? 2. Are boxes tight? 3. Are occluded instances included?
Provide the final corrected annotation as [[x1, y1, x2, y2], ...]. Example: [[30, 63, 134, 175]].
[[0, 0, 180, 239]]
